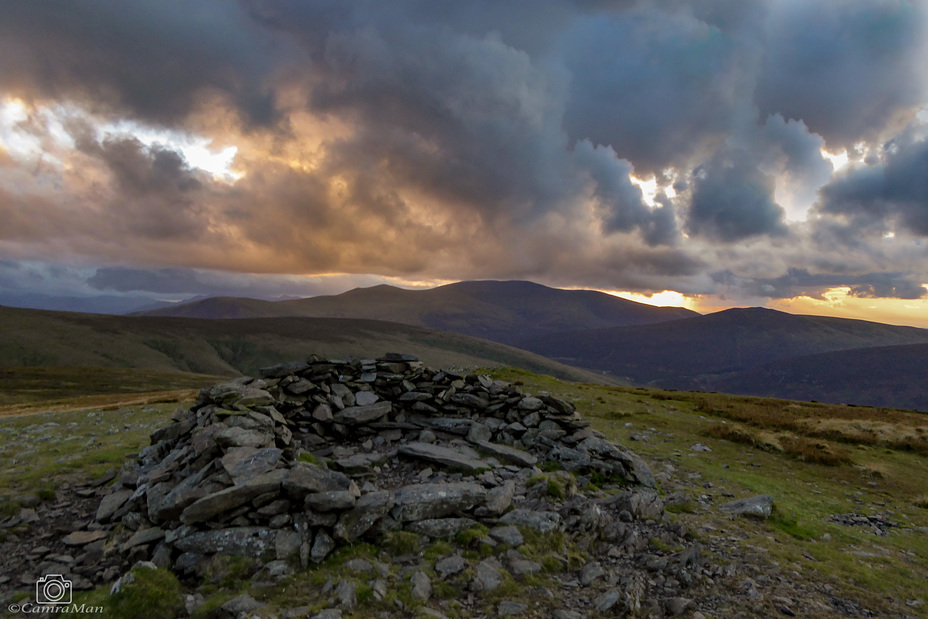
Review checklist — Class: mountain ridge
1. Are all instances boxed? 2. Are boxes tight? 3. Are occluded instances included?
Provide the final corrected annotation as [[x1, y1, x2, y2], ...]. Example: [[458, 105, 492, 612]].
[[135, 280, 699, 346]]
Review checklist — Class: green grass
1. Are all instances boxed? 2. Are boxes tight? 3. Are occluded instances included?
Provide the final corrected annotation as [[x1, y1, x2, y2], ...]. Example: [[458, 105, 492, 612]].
[[1, 364, 926, 618], [485, 367, 928, 617]]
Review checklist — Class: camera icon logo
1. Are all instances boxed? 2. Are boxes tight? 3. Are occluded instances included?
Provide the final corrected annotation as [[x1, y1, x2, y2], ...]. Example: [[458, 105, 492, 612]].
[[36, 574, 72, 605]]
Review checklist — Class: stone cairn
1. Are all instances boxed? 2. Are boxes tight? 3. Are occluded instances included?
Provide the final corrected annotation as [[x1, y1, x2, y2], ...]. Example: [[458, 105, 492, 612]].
[[93, 354, 702, 614]]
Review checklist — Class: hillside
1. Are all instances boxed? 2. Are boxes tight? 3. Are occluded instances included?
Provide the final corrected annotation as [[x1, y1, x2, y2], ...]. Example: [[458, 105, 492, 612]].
[[137, 280, 698, 346], [0, 305, 614, 384], [711, 342, 928, 410], [530, 307, 928, 392]]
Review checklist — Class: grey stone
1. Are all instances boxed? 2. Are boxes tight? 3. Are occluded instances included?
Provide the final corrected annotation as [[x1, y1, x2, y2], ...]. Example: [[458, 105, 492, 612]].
[[406, 518, 477, 538], [311, 610, 342, 619], [553, 611, 583, 619], [411, 570, 432, 601], [222, 593, 266, 617], [62, 530, 108, 546], [284, 463, 352, 500], [499, 509, 563, 534], [522, 412, 541, 428], [474, 440, 537, 467], [398, 442, 488, 472], [312, 403, 333, 422], [122, 527, 165, 551], [354, 391, 379, 406], [220, 447, 282, 483], [344, 558, 373, 572], [336, 579, 356, 609], [175, 527, 277, 561], [180, 469, 288, 524], [332, 452, 391, 474], [311, 530, 336, 563], [518, 397, 544, 412], [333, 401, 391, 425], [481, 481, 515, 516], [399, 391, 432, 402], [498, 601, 528, 616], [488, 525, 523, 546], [467, 422, 493, 443], [258, 559, 295, 582], [719, 494, 775, 519], [305, 491, 357, 512], [547, 445, 591, 471], [334, 490, 395, 542], [473, 558, 503, 592], [435, 555, 467, 578], [96, 489, 133, 523], [508, 559, 541, 576], [392, 482, 487, 522], [276, 530, 302, 560], [579, 436, 656, 488], [594, 590, 621, 612], [666, 597, 693, 616], [151, 462, 217, 522], [580, 561, 605, 586], [215, 426, 273, 449]]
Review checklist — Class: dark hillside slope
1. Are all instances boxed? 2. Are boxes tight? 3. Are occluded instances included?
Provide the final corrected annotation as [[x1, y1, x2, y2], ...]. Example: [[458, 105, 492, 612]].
[[0, 305, 615, 383], [137, 280, 697, 346], [531, 307, 928, 386], [711, 343, 928, 411]]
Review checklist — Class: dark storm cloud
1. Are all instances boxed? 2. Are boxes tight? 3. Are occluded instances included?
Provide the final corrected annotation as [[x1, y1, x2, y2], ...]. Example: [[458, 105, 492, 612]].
[[574, 141, 677, 245], [756, 0, 927, 148], [817, 129, 928, 236], [1, 0, 928, 304], [0, 0, 284, 127], [687, 149, 788, 241], [721, 268, 927, 300]]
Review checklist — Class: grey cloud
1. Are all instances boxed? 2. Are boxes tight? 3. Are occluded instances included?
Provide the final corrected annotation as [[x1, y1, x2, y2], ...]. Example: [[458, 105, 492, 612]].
[[559, 5, 756, 173], [756, 1, 928, 148], [817, 129, 928, 236], [687, 149, 788, 241], [573, 141, 678, 245], [713, 267, 927, 300], [2, 1, 928, 305], [0, 0, 284, 127]]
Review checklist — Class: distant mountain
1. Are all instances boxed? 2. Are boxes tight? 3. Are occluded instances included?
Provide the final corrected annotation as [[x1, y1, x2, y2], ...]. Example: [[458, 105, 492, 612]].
[[136, 280, 698, 346], [710, 343, 928, 411], [0, 292, 177, 315], [0, 305, 616, 384], [530, 307, 928, 388]]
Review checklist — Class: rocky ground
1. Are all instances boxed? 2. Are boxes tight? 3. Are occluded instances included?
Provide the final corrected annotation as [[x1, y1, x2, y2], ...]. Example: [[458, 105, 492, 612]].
[[1, 355, 923, 618]]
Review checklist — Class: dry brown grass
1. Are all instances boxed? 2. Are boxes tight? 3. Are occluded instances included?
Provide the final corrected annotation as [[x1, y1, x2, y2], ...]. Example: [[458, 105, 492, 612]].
[[688, 392, 928, 455]]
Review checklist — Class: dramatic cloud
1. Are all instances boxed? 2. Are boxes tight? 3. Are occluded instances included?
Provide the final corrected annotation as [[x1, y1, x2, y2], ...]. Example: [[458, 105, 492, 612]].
[[1, 0, 927, 318]]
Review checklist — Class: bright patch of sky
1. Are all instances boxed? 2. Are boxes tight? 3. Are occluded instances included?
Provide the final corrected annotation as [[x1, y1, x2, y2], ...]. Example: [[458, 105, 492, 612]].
[[0, 98, 240, 182], [629, 175, 658, 207], [101, 120, 241, 182], [608, 289, 696, 309], [820, 148, 849, 172]]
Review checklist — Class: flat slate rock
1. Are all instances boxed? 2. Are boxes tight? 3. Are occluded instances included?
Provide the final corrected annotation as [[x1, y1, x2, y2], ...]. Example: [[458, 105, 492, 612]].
[[333, 401, 392, 425], [62, 530, 108, 546], [393, 482, 487, 522], [398, 442, 489, 472], [719, 494, 775, 519], [474, 440, 537, 467], [176, 527, 277, 561], [180, 469, 288, 524]]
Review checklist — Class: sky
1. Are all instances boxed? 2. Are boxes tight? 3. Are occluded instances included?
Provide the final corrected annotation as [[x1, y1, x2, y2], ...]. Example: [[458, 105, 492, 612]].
[[2, 0, 928, 326]]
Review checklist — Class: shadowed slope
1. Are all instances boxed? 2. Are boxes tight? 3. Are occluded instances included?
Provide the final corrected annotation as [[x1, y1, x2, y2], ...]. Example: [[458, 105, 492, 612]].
[[137, 280, 697, 346], [0, 305, 617, 384]]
